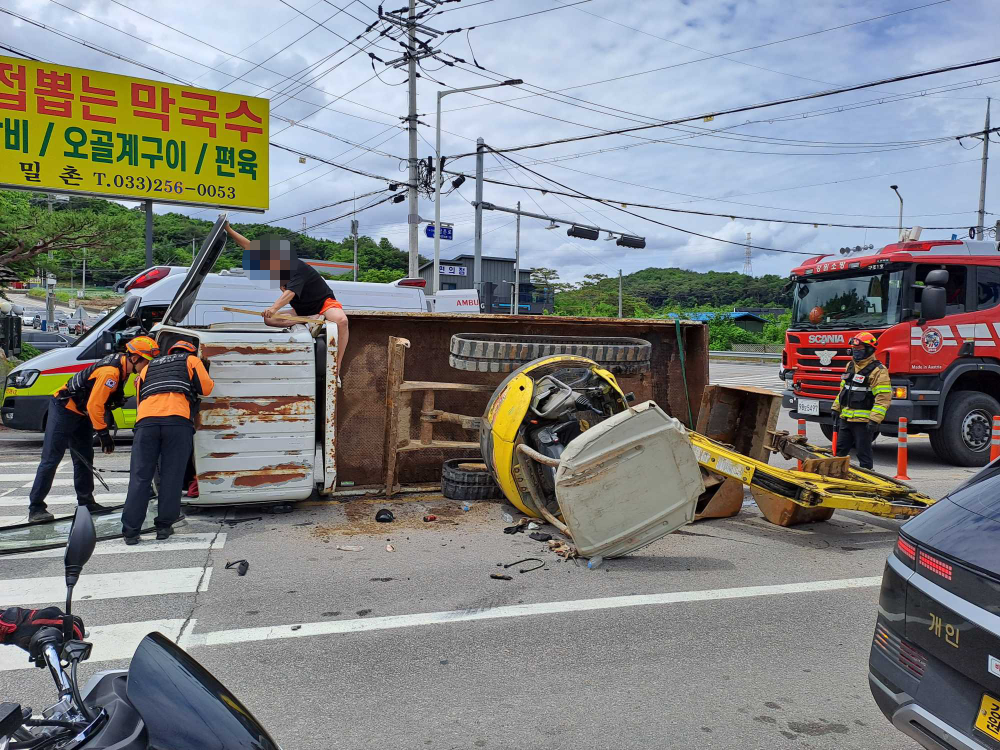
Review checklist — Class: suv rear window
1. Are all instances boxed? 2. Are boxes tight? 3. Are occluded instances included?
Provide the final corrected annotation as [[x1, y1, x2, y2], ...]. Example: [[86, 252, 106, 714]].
[[944, 463, 1000, 519]]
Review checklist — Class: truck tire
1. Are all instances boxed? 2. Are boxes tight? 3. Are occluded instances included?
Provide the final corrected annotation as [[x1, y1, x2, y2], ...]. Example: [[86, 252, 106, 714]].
[[441, 477, 504, 501], [820, 423, 835, 442], [929, 390, 1000, 467], [449, 334, 651, 375], [442, 458, 496, 487]]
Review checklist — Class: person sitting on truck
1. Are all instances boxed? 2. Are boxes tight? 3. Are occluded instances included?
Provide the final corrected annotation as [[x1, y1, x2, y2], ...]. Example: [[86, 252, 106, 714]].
[[121, 340, 214, 545], [831, 331, 891, 470], [26, 336, 158, 524], [224, 223, 349, 388]]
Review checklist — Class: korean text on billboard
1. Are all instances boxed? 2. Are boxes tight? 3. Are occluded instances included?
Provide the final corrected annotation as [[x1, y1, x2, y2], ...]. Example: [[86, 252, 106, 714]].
[[0, 56, 269, 211]]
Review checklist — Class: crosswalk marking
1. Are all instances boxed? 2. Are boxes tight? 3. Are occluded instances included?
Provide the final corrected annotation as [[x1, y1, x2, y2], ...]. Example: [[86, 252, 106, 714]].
[[0, 493, 127, 508], [0, 515, 27, 527], [0, 567, 213, 607], [4, 532, 226, 559], [0, 619, 187, 672], [2, 474, 130, 485]]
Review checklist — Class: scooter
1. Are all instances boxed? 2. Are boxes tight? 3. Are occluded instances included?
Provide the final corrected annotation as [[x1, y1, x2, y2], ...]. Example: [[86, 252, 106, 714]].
[[1, 506, 281, 749]]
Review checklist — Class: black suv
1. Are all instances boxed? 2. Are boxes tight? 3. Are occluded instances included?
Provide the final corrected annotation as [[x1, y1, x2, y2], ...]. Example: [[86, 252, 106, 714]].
[[869, 462, 1000, 749]]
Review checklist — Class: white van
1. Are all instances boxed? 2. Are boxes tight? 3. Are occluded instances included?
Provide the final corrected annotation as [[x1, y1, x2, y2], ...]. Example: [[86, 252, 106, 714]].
[[1, 254, 466, 432]]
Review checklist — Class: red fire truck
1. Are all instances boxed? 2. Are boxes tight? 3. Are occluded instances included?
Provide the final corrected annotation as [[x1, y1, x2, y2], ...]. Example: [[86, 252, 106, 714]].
[[782, 237, 1000, 466]]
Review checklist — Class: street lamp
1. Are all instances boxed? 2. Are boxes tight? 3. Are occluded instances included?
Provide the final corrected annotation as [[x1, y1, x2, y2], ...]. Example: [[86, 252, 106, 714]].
[[433, 79, 523, 294], [890, 185, 903, 240]]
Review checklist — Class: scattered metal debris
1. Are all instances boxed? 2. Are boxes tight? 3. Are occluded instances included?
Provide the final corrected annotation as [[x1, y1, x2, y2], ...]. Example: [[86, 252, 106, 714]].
[[225, 559, 249, 576], [490, 573, 513, 581], [504, 558, 544, 574]]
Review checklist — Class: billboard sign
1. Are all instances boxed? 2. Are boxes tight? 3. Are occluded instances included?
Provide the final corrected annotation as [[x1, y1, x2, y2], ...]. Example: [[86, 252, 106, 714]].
[[0, 56, 268, 212]]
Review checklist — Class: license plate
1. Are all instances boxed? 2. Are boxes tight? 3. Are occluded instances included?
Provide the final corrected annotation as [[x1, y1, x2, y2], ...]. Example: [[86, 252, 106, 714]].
[[797, 398, 819, 415], [975, 694, 1000, 741]]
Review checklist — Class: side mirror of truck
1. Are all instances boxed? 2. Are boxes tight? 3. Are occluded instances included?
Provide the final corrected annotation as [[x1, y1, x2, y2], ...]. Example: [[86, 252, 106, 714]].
[[100, 330, 115, 352], [122, 296, 140, 324], [919, 286, 946, 324], [924, 269, 949, 287]]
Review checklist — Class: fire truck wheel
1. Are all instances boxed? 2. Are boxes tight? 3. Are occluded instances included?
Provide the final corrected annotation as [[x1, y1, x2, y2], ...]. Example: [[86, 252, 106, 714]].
[[930, 390, 1000, 467]]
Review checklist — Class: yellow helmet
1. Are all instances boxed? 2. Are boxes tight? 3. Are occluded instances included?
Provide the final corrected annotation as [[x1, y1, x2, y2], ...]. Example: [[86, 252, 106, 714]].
[[125, 335, 159, 360]]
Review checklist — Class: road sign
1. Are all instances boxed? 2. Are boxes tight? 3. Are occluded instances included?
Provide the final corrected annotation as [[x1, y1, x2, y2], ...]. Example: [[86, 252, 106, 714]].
[[425, 223, 453, 240], [0, 55, 269, 212]]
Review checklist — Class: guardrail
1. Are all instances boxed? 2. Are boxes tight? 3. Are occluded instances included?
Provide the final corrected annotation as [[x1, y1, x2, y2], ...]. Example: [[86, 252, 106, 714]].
[[709, 350, 781, 360]]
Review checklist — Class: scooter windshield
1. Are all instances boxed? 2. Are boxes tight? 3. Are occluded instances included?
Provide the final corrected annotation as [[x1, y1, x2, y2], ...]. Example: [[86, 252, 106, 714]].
[[126, 632, 280, 750]]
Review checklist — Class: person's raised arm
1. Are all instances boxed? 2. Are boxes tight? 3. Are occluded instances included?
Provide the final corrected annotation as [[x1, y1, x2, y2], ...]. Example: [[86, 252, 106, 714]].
[[224, 222, 252, 251]]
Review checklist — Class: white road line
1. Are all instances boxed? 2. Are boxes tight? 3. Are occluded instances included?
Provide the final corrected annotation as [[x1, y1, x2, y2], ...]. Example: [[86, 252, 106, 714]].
[[19, 477, 130, 487], [0, 567, 213, 607], [0, 619, 187, 672], [0, 515, 27, 527], [4, 532, 226, 559], [182, 576, 881, 650], [0, 461, 69, 469], [0, 493, 127, 507]]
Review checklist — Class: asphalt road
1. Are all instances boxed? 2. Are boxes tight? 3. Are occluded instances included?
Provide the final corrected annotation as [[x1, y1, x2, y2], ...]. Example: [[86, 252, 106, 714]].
[[0, 360, 972, 749]]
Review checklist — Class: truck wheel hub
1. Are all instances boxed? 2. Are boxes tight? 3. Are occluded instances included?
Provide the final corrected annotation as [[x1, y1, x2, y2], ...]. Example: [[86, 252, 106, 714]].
[[962, 410, 991, 451]]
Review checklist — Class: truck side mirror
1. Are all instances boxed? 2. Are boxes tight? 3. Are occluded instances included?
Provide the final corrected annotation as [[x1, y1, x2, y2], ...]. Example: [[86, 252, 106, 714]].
[[924, 269, 949, 287], [101, 330, 115, 352], [920, 286, 946, 324], [122, 296, 140, 323]]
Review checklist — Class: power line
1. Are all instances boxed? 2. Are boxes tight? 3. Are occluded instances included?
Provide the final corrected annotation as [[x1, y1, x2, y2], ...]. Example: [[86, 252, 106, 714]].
[[440, 0, 955, 119], [456, 160, 974, 231], [451, 54, 1000, 158], [437, 0, 593, 31], [267, 188, 389, 224], [269, 142, 414, 187]]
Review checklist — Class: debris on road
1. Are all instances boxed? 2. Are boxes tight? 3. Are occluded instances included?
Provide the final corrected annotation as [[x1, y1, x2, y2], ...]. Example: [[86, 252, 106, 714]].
[[502, 512, 514, 524], [547, 540, 578, 560], [375, 509, 395, 523], [503, 517, 532, 535], [225, 559, 249, 576], [224, 517, 262, 527], [529, 532, 552, 542], [490, 573, 513, 581], [527, 522, 540, 530], [385, 544, 395, 552], [423, 514, 437, 522], [337, 545, 364, 552], [504, 557, 544, 573]]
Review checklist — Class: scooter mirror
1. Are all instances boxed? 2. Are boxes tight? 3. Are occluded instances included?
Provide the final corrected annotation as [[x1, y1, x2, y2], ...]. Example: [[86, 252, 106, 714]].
[[65, 505, 97, 587]]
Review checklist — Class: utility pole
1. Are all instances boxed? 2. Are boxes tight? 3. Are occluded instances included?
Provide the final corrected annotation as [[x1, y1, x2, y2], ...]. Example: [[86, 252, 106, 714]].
[[144, 200, 154, 268], [618, 269, 623, 318], [47, 196, 54, 261], [81, 248, 86, 296], [405, 0, 419, 277], [474, 137, 485, 298], [743, 232, 753, 276], [978, 98, 991, 240], [352, 193, 359, 282], [512, 200, 520, 315]]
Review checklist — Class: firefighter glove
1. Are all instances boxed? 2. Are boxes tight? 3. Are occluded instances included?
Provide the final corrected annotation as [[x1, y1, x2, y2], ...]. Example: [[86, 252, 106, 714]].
[[0, 607, 85, 651], [96, 428, 115, 454], [867, 421, 880, 436]]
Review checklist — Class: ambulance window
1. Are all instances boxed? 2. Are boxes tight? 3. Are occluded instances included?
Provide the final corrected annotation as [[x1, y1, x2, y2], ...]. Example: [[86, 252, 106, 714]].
[[914, 265, 967, 315], [976, 267, 1000, 311]]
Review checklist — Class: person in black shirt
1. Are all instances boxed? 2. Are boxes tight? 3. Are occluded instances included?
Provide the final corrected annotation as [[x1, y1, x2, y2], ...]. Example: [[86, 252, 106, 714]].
[[225, 224, 349, 386]]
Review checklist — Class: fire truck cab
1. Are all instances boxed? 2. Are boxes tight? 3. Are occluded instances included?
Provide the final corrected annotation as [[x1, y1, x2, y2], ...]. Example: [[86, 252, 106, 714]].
[[783, 238, 1000, 466]]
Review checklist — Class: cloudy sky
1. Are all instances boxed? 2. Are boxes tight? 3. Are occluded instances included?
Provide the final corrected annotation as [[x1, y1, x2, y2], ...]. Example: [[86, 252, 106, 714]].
[[2, 0, 998, 282]]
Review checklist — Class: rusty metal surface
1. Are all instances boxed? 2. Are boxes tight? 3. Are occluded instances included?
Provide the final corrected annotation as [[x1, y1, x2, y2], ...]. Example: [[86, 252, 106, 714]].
[[338, 313, 707, 487], [174, 325, 318, 504], [694, 384, 781, 521]]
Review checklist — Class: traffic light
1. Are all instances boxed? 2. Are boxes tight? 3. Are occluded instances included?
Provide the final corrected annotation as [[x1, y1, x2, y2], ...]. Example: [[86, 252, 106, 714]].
[[567, 225, 600, 240], [616, 235, 646, 249]]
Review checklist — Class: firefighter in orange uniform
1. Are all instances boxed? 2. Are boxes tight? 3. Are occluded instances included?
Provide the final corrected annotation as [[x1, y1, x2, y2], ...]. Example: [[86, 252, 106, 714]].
[[121, 340, 214, 544], [27, 336, 158, 523]]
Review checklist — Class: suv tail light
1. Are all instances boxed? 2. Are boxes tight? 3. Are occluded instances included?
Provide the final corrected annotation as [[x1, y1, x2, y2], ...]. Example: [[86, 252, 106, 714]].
[[395, 278, 426, 288], [918, 550, 953, 581], [895, 535, 916, 566], [126, 267, 170, 290]]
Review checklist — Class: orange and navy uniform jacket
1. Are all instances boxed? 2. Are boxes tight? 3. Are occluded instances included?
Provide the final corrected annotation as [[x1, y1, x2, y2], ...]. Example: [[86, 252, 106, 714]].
[[134, 355, 214, 425], [57, 356, 124, 431]]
